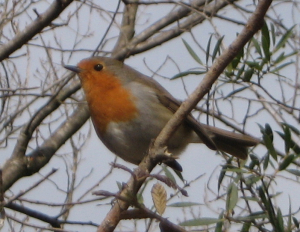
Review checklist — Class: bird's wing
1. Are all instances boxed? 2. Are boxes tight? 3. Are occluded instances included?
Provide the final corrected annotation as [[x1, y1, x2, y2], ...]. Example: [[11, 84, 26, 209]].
[[130, 69, 258, 159]]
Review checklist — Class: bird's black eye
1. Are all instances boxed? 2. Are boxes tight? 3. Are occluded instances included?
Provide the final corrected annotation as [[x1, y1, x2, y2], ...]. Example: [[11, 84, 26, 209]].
[[94, 64, 103, 71]]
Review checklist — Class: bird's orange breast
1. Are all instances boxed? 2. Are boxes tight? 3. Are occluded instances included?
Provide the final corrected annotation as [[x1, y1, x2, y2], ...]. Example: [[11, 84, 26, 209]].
[[79, 70, 138, 135]]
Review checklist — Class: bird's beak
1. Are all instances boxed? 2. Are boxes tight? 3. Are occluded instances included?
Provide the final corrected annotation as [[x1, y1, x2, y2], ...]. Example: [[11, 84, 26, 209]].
[[64, 65, 82, 73]]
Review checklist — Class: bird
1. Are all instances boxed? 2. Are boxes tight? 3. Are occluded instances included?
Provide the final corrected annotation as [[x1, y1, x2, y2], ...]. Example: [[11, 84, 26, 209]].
[[64, 57, 258, 169]]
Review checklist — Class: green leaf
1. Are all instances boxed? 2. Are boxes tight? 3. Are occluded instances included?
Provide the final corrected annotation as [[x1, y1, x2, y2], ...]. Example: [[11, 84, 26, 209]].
[[282, 123, 300, 135], [277, 131, 300, 155], [180, 218, 223, 226], [182, 39, 203, 65], [263, 153, 269, 170], [235, 211, 267, 220], [214, 211, 224, 232], [264, 123, 274, 141], [212, 36, 224, 61], [173, 169, 184, 182], [274, 25, 296, 53], [243, 68, 254, 82], [231, 48, 244, 69], [162, 165, 176, 185], [226, 183, 238, 212], [241, 222, 251, 232], [287, 197, 292, 232], [245, 61, 261, 69], [168, 202, 202, 207], [258, 186, 277, 229], [260, 124, 277, 161], [261, 22, 271, 61], [245, 175, 261, 186], [286, 169, 300, 177], [171, 70, 206, 80], [282, 124, 292, 153], [116, 181, 122, 191], [293, 217, 299, 228], [270, 23, 276, 45], [258, 186, 268, 207], [241, 196, 261, 202], [273, 52, 296, 65], [251, 38, 262, 56], [218, 161, 232, 192], [277, 208, 284, 232], [137, 192, 144, 204], [206, 34, 213, 65], [236, 64, 245, 80], [248, 154, 259, 170], [270, 61, 294, 73]]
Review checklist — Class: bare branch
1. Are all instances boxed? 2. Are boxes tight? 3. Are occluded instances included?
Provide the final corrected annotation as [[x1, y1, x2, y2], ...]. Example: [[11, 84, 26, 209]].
[[0, 0, 74, 61]]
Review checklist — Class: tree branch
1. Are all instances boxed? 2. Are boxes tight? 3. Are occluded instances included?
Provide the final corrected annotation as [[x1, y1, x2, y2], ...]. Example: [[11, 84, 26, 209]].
[[0, 0, 73, 61]]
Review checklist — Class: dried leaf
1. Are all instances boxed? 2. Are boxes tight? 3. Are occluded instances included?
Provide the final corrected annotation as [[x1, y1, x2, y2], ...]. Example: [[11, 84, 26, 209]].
[[151, 183, 167, 215]]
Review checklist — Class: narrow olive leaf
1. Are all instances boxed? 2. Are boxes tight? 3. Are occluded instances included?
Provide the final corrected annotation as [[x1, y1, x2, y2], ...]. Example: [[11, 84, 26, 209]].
[[162, 166, 176, 185], [277, 132, 300, 155], [293, 217, 299, 228], [245, 175, 261, 186], [241, 196, 260, 202], [171, 70, 206, 80], [271, 23, 276, 45], [263, 153, 269, 170], [168, 202, 202, 207], [259, 186, 277, 228], [174, 169, 184, 182], [226, 183, 238, 212], [274, 51, 297, 64], [261, 124, 277, 161], [218, 165, 227, 192], [180, 218, 222, 226], [234, 211, 267, 220], [251, 38, 262, 56], [231, 48, 244, 69], [223, 168, 247, 174], [249, 154, 259, 170], [270, 61, 294, 73], [287, 197, 292, 232], [236, 64, 245, 80], [241, 222, 251, 232], [274, 25, 296, 53], [258, 186, 268, 207], [151, 174, 177, 189], [151, 183, 167, 215], [212, 36, 224, 62], [286, 169, 300, 177], [261, 22, 271, 61], [282, 122, 300, 135], [245, 61, 261, 69], [182, 39, 203, 65], [277, 208, 284, 232], [243, 69, 254, 82], [264, 123, 274, 141], [278, 154, 295, 171], [137, 192, 144, 205], [116, 181, 122, 191], [273, 52, 286, 64], [282, 124, 291, 153], [214, 210, 224, 232], [206, 34, 213, 65], [280, 124, 300, 154]]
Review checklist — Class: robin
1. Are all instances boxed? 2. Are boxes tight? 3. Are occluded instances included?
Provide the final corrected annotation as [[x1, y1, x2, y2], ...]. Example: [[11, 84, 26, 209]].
[[64, 57, 258, 169]]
